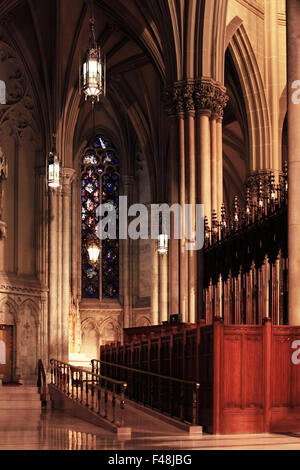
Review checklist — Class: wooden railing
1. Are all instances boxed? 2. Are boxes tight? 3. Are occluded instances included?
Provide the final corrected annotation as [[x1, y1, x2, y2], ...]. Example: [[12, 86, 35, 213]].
[[91, 359, 200, 425], [203, 168, 288, 325], [50, 359, 127, 427], [37, 359, 47, 407]]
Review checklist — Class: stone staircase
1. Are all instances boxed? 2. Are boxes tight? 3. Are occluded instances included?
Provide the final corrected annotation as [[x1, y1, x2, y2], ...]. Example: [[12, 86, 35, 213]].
[[0, 384, 42, 410]]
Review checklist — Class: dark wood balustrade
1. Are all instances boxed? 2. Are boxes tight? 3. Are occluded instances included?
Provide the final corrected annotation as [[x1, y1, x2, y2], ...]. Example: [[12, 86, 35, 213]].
[[93, 351, 200, 426], [100, 319, 300, 434], [37, 359, 47, 407], [203, 166, 288, 324], [50, 359, 127, 427]]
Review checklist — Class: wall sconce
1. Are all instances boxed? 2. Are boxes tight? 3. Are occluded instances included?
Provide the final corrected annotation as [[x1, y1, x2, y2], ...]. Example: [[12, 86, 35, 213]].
[[157, 234, 168, 255], [47, 135, 60, 189]]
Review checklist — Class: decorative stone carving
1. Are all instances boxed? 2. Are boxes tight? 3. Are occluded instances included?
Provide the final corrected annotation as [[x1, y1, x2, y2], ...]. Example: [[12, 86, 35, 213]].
[[0, 46, 25, 104], [135, 316, 151, 327], [0, 300, 15, 325], [0, 146, 7, 221], [163, 78, 229, 119], [19, 302, 37, 377], [0, 36, 39, 144], [0, 284, 46, 297]]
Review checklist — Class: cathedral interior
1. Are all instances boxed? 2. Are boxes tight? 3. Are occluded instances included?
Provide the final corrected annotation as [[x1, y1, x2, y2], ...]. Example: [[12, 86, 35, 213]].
[[0, 0, 300, 450]]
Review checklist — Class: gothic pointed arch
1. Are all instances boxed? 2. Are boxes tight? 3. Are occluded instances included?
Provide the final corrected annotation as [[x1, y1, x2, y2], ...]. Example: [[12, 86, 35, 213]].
[[226, 23, 272, 172]]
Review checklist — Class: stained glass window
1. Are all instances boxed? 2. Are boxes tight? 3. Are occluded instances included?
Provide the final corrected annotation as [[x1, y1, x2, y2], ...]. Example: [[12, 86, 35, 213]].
[[81, 134, 119, 299]]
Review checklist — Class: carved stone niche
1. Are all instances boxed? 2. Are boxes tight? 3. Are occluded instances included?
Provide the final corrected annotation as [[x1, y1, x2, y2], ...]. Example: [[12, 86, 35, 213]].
[[18, 302, 38, 378], [0, 299, 14, 325]]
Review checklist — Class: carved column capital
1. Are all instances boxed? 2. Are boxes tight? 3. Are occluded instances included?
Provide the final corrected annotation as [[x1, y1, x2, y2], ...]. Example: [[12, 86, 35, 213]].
[[194, 78, 228, 119], [62, 167, 76, 185], [163, 78, 228, 119], [163, 80, 194, 117], [62, 168, 76, 196]]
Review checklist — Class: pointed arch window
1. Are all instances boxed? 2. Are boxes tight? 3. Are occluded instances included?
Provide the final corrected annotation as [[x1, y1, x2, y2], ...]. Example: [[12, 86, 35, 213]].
[[81, 134, 119, 299], [0, 81, 6, 105]]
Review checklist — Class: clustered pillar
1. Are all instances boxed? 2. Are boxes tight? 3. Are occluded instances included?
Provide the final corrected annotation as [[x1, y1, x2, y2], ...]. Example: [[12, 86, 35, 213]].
[[287, 0, 300, 325], [122, 176, 134, 329], [48, 168, 75, 362], [163, 78, 228, 323]]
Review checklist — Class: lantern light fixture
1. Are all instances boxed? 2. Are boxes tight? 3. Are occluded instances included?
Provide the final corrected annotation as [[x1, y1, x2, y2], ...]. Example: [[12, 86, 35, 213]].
[[79, 3, 105, 105], [87, 233, 101, 263], [157, 233, 168, 255], [47, 134, 60, 189]]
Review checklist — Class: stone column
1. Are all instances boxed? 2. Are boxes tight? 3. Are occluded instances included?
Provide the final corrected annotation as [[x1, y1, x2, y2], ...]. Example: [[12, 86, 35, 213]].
[[216, 118, 224, 219], [0, 147, 8, 272], [49, 188, 58, 360], [122, 176, 134, 329], [195, 79, 228, 321], [57, 187, 62, 360], [168, 115, 179, 315], [0, 221, 7, 271], [163, 79, 228, 323], [62, 168, 75, 362], [196, 106, 211, 322], [159, 251, 168, 323], [197, 110, 212, 223], [71, 176, 79, 303], [210, 116, 218, 215], [287, 0, 300, 324], [35, 167, 48, 286], [151, 239, 159, 325], [41, 293, 48, 366], [187, 106, 197, 323], [179, 113, 188, 322]]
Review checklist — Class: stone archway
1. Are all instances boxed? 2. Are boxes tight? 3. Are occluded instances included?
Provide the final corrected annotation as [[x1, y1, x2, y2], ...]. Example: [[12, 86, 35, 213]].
[[81, 319, 100, 361], [18, 301, 39, 380], [0, 298, 17, 382], [100, 320, 120, 347]]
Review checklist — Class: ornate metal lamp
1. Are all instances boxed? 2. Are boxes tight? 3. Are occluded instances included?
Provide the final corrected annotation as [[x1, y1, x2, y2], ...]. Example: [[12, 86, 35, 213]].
[[47, 135, 60, 189], [87, 233, 100, 263], [79, 2, 105, 105], [157, 233, 168, 255]]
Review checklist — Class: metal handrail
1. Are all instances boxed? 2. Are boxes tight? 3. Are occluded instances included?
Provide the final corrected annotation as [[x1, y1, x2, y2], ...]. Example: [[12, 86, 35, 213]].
[[93, 359, 200, 387], [91, 359, 200, 425], [37, 359, 47, 407], [50, 359, 128, 427]]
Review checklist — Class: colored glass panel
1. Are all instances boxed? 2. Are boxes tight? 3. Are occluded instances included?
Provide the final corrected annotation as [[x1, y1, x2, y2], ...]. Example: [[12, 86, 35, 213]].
[[81, 135, 119, 299]]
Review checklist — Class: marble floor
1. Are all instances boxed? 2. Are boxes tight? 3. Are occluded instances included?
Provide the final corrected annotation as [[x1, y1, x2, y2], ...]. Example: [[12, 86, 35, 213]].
[[1, 405, 300, 450], [1, 386, 300, 451]]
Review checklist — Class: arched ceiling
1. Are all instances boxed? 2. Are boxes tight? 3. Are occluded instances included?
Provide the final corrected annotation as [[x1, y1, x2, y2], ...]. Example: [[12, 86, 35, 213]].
[[0, 0, 229, 201]]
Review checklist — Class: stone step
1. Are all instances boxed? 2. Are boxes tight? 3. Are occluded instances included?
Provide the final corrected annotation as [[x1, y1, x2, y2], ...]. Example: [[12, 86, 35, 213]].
[[0, 388, 39, 395], [0, 386, 42, 408], [0, 394, 40, 400], [0, 386, 41, 403], [0, 386, 38, 392], [0, 400, 41, 409]]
